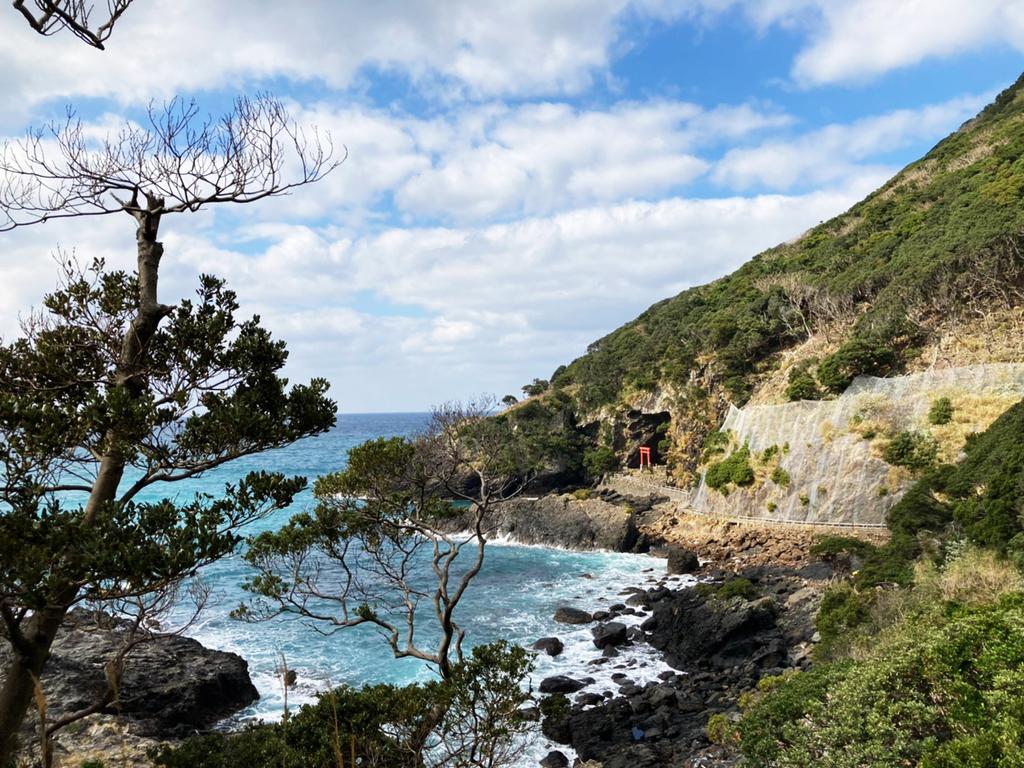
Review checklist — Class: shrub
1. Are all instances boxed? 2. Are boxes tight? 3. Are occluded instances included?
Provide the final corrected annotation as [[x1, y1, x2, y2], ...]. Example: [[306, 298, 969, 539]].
[[583, 446, 618, 478], [799, 492, 810, 506], [770, 466, 790, 486], [738, 595, 1024, 768], [767, 502, 778, 513], [706, 712, 736, 745], [928, 395, 955, 425], [816, 337, 897, 394], [701, 429, 731, 462], [571, 488, 592, 501], [855, 533, 922, 587], [814, 584, 876, 657], [761, 445, 779, 462], [716, 577, 759, 601], [882, 430, 938, 472], [785, 368, 821, 401], [705, 445, 755, 491], [153, 643, 532, 768], [810, 536, 878, 561]]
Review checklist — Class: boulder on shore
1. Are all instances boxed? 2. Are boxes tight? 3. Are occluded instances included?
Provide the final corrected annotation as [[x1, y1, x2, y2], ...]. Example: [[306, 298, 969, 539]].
[[539, 675, 588, 694], [666, 547, 700, 575], [4, 610, 259, 740], [532, 637, 565, 657], [553, 606, 593, 625], [591, 622, 628, 649]]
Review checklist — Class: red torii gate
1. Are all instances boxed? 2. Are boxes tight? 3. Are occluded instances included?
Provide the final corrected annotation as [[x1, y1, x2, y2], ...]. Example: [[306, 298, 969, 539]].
[[639, 446, 652, 470]]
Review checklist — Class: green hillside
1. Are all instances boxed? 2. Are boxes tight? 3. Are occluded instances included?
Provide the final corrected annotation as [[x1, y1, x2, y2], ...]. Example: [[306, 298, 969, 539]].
[[541, 72, 1024, 476]]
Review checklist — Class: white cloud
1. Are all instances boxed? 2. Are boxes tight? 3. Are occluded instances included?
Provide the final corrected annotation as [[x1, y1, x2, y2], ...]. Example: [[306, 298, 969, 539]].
[[394, 100, 788, 221], [651, 0, 1024, 86], [788, 0, 1024, 86], [0, 177, 881, 410], [0, 0, 669, 112], [713, 92, 988, 190]]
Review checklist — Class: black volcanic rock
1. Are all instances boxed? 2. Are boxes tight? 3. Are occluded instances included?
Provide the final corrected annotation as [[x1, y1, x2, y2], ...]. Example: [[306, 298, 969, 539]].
[[532, 637, 565, 657], [4, 610, 258, 739], [553, 606, 593, 625], [591, 622, 628, 649]]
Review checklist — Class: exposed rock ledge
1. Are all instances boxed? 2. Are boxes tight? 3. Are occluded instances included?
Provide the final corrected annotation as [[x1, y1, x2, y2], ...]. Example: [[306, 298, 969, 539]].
[[3, 610, 258, 761], [440, 490, 665, 552]]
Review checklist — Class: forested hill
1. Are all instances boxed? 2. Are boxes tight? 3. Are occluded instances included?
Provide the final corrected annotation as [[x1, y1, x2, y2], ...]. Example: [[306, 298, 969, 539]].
[[533, 70, 1024, 480]]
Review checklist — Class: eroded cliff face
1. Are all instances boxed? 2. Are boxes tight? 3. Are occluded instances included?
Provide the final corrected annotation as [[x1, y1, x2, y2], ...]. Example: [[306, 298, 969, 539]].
[[690, 364, 1024, 525]]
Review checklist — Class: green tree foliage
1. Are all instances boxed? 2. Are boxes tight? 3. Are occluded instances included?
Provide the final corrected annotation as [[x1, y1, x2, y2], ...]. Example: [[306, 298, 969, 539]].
[[881, 430, 938, 472], [521, 378, 549, 397], [738, 595, 1024, 768], [815, 337, 898, 394], [705, 445, 755, 491], [928, 396, 955, 425], [0, 261, 335, 761], [784, 366, 821, 402], [0, 95, 336, 763], [583, 446, 618, 479], [153, 642, 534, 768]]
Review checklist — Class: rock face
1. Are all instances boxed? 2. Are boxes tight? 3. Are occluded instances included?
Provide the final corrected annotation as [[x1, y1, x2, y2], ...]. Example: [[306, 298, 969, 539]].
[[440, 493, 649, 551], [5, 611, 259, 739], [646, 591, 781, 671]]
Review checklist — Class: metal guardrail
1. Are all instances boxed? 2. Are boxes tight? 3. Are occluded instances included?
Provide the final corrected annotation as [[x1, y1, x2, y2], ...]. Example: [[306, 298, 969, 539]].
[[608, 472, 889, 531]]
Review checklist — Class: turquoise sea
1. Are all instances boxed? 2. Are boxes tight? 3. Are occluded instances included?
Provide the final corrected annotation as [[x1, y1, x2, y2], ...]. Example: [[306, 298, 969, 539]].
[[156, 413, 679, 761]]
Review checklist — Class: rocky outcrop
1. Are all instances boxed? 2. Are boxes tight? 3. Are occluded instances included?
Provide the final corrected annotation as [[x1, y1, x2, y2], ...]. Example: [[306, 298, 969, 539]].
[[6, 611, 259, 742], [541, 564, 829, 768], [442, 493, 652, 551]]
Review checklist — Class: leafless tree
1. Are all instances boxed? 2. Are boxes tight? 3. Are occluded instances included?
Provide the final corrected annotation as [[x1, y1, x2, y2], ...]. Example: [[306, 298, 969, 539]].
[[240, 398, 534, 679], [238, 399, 537, 761], [13, 0, 134, 49]]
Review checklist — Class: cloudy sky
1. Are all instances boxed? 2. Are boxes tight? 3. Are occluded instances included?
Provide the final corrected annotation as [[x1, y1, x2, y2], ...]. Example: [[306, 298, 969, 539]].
[[1, 1, 1022, 412]]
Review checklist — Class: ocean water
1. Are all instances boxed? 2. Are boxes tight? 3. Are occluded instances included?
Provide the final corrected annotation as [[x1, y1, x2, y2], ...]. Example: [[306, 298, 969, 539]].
[[153, 413, 680, 761]]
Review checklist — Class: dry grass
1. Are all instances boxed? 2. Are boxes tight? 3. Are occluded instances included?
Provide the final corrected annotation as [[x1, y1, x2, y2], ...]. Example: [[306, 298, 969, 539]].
[[909, 307, 1024, 372], [925, 391, 1021, 463]]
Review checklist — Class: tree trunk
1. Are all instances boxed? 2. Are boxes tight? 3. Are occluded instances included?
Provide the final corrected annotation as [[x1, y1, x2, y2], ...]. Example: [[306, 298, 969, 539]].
[[0, 207, 167, 763], [0, 606, 67, 766]]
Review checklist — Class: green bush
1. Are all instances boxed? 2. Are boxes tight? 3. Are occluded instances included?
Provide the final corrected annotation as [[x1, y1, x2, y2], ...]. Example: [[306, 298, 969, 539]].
[[698, 577, 759, 602], [583, 446, 618, 478], [785, 368, 821, 401], [761, 445, 780, 462], [706, 445, 755, 491], [816, 337, 898, 394], [928, 396, 955, 425], [810, 536, 878, 561], [706, 712, 737, 745], [855, 533, 922, 588], [814, 584, 876, 657], [571, 488, 592, 500], [701, 429, 731, 463], [153, 643, 532, 768], [882, 430, 938, 472], [738, 595, 1024, 768]]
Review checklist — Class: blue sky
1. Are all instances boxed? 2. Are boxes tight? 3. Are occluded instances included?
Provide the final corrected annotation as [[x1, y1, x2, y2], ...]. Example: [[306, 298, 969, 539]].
[[1, 1, 1022, 411]]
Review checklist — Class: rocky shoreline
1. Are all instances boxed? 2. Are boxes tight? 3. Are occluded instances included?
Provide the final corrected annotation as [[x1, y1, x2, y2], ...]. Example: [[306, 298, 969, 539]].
[[532, 556, 829, 768], [15, 488, 849, 768]]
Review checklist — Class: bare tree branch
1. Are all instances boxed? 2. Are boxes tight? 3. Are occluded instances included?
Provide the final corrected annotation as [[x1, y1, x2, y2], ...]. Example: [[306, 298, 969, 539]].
[[13, 0, 134, 49]]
